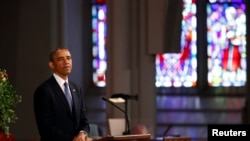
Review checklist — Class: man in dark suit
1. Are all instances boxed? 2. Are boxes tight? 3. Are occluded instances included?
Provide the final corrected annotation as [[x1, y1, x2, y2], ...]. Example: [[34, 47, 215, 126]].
[[34, 47, 90, 141]]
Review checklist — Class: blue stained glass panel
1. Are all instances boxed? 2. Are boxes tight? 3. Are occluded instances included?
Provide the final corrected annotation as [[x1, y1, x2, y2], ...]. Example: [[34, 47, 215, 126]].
[[92, 2, 107, 87]]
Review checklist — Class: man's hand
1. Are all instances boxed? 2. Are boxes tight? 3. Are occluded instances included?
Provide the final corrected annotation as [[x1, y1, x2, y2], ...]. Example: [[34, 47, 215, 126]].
[[73, 131, 89, 141]]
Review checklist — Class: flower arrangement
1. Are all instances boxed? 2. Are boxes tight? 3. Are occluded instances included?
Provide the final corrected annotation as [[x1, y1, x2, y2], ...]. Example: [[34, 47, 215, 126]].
[[0, 69, 22, 136]]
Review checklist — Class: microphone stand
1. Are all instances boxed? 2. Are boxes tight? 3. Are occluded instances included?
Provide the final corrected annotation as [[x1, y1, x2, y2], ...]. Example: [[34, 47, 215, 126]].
[[124, 99, 129, 135], [102, 97, 131, 135], [163, 124, 172, 136]]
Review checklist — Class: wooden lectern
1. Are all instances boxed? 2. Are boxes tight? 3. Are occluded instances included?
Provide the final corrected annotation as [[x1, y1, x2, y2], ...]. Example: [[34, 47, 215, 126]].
[[163, 136, 191, 141], [93, 134, 151, 141]]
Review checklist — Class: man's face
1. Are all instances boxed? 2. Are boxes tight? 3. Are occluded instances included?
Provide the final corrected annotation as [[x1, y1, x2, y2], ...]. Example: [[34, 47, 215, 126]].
[[50, 49, 72, 78]]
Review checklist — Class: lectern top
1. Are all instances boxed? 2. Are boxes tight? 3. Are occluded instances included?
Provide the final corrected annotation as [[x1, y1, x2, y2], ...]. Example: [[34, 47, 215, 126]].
[[93, 134, 152, 141]]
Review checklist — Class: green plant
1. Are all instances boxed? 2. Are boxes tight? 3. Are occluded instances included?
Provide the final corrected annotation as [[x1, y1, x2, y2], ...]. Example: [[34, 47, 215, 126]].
[[0, 69, 22, 135]]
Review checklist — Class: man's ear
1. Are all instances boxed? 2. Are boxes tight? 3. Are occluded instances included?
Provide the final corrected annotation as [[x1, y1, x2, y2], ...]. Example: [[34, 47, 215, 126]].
[[48, 62, 54, 70]]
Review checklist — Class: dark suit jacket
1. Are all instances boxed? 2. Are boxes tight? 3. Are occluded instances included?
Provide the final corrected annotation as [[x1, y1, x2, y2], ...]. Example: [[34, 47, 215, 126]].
[[34, 76, 90, 141]]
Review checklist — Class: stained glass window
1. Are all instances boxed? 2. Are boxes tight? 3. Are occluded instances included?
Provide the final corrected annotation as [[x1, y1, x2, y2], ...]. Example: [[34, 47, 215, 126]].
[[155, 0, 197, 87], [207, 0, 246, 87], [92, 0, 107, 87], [91, 0, 247, 88]]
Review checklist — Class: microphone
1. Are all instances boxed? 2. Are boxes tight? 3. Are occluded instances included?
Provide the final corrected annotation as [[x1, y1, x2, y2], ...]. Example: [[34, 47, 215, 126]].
[[102, 97, 131, 135], [111, 93, 138, 100]]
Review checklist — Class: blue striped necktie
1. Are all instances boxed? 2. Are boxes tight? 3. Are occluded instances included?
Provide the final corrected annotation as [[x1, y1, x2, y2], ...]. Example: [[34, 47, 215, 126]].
[[64, 82, 72, 111]]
